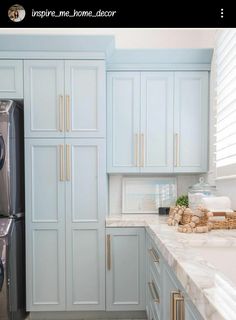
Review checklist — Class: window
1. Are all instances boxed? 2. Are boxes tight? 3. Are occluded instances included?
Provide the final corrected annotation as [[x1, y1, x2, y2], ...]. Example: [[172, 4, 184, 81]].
[[215, 29, 236, 179]]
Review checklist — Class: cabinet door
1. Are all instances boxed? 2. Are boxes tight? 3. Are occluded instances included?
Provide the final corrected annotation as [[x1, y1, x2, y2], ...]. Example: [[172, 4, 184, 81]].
[[107, 72, 140, 173], [24, 60, 64, 138], [106, 228, 145, 311], [25, 139, 66, 311], [174, 72, 209, 172], [0, 60, 23, 98], [65, 139, 106, 310], [140, 72, 174, 172], [65, 60, 105, 138]]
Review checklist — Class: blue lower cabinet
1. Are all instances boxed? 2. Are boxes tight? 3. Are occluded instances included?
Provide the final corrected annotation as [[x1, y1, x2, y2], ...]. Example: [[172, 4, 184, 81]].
[[106, 228, 146, 311]]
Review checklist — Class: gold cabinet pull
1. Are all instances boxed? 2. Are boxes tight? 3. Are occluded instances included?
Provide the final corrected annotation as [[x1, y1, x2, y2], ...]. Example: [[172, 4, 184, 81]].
[[148, 248, 160, 263], [174, 133, 180, 167], [59, 145, 64, 181], [171, 291, 184, 320], [66, 144, 70, 181], [140, 133, 145, 167], [107, 234, 111, 270], [59, 95, 64, 132], [148, 281, 160, 303], [134, 133, 139, 167], [66, 95, 71, 132]]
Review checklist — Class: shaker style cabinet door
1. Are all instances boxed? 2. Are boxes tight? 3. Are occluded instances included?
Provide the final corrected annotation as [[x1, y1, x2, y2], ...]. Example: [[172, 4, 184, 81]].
[[140, 72, 174, 173], [24, 60, 65, 138], [174, 72, 209, 172], [25, 139, 66, 311], [107, 72, 140, 173], [65, 139, 106, 310], [0, 60, 23, 99], [106, 228, 145, 311], [65, 60, 106, 138]]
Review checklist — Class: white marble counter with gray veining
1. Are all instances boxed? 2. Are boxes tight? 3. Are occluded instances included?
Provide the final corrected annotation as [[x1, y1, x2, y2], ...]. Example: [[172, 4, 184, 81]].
[[106, 214, 236, 320]]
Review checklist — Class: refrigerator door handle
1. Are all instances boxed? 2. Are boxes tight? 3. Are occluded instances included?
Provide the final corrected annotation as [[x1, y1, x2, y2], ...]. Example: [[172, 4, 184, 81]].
[[0, 135, 5, 170]]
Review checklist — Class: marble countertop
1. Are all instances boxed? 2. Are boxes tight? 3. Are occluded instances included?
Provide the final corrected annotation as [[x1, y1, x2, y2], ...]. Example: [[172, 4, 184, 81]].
[[106, 214, 236, 320]]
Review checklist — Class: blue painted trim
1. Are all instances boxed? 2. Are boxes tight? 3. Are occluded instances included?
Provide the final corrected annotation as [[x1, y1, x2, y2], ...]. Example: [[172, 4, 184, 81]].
[[108, 48, 213, 64], [0, 35, 115, 57], [107, 63, 211, 71]]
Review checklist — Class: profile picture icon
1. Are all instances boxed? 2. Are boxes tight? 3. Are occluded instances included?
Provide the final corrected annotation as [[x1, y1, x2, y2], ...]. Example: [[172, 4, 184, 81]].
[[8, 4, 26, 22]]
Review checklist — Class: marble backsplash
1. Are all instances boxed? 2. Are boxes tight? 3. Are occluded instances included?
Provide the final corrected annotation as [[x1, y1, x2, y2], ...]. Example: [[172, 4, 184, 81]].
[[108, 174, 201, 216]]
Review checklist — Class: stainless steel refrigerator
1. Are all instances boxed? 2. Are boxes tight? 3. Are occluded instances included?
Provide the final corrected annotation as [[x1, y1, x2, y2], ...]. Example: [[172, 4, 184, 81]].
[[0, 100, 26, 320]]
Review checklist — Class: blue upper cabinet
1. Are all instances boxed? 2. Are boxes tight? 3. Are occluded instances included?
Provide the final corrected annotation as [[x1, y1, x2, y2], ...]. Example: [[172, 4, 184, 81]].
[[107, 71, 174, 173], [24, 60, 105, 138], [24, 60, 65, 138], [174, 72, 209, 173], [107, 72, 140, 173], [0, 60, 23, 99], [107, 70, 209, 174], [65, 61, 106, 138], [140, 72, 174, 173]]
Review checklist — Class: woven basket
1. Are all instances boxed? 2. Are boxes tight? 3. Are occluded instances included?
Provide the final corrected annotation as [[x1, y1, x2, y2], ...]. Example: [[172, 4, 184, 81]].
[[210, 212, 236, 230]]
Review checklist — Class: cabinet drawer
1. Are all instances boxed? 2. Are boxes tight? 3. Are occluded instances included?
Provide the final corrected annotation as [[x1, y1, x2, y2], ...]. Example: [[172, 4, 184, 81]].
[[147, 238, 161, 276], [149, 299, 159, 320], [148, 264, 161, 320]]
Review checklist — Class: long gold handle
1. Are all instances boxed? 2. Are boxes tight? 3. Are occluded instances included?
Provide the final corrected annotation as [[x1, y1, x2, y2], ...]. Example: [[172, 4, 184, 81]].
[[174, 133, 180, 167], [66, 144, 70, 181], [59, 95, 64, 132], [171, 291, 184, 320], [59, 145, 64, 181], [66, 95, 70, 132], [140, 133, 145, 167], [148, 248, 160, 263], [148, 281, 160, 303], [134, 133, 139, 167], [107, 235, 111, 270]]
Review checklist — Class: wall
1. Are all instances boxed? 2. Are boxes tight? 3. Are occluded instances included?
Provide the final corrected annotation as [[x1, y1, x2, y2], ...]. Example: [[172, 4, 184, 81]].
[[0, 28, 216, 49]]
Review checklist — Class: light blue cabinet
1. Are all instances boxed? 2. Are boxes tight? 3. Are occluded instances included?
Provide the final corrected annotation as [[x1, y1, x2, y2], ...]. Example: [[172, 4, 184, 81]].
[[146, 232, 203, 320], [107, 72, 140, 173], [106, 228, 145, 311], [107, 71, 209, 173], [65, 139, 106, 310], [0, 60, 23, 98], [24, 60, 65, 138], [25, 138, 106, 311], [24, 60, 105, 138], [107, 71, 173, 173], [25, 139, 66, 311], [65, 60, 106, 138], [141, 72, 174, 172], [174, 72, 209, 172], [24, 59, 107, 311]]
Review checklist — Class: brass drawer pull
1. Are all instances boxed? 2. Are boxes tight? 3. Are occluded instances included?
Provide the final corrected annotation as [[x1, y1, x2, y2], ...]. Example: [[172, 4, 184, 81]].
[[148, 281, 160, 303], [59, 145, 64, 181], [174, 133, 180, 167], [140, 133, 145, 167], [59, 95, 64, 132], [149, 248, 160, 263], [66, 95, 71, 132], [107, 235, 111, 270], [171, 291, 184, 320], [134, 133, 139, 167], [66, 144, 71, 181]]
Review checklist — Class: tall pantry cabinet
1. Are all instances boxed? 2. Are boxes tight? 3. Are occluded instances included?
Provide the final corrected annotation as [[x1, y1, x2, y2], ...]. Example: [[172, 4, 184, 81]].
[[24, 60, 107, 311]]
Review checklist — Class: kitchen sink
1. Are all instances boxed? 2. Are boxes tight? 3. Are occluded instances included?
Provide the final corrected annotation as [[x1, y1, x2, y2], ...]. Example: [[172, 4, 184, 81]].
[[190, 246, 236, 286]]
